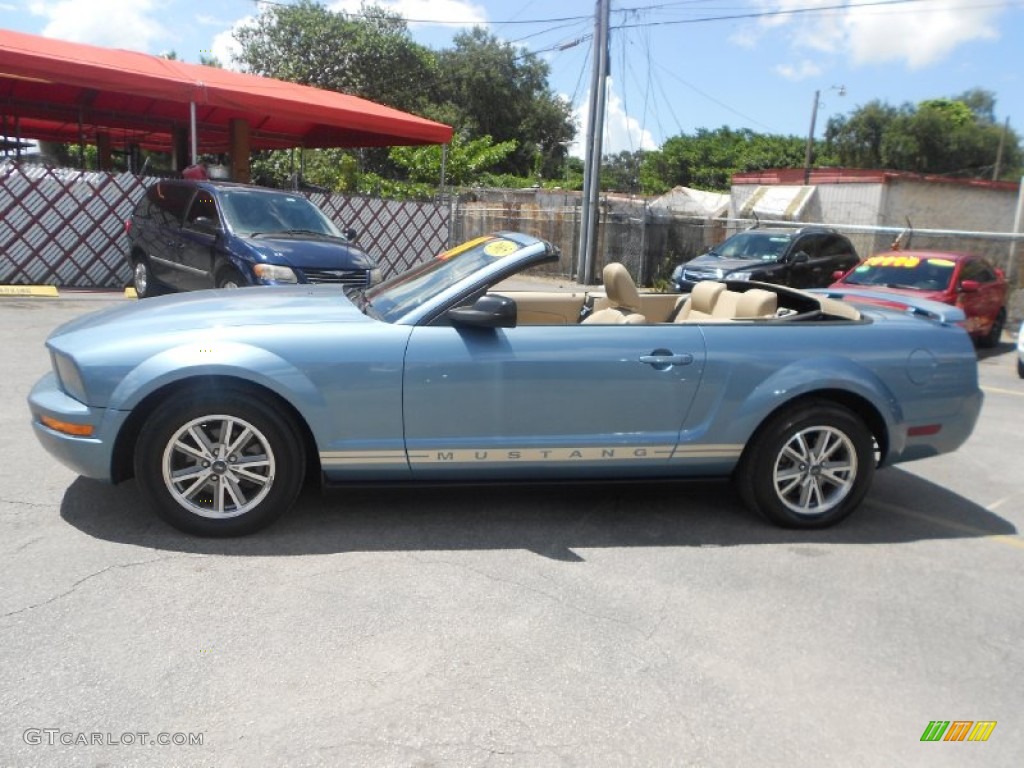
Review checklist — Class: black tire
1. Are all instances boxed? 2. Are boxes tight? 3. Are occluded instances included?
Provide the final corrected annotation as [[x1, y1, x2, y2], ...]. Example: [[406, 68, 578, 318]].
[[978, 308, 1006, 349], [132, 255, 164, 298], [1017, 356, 1024, 379], [134, 387, 305, 536], [216, 268, 245, 289], [735, 401, 875, 529]]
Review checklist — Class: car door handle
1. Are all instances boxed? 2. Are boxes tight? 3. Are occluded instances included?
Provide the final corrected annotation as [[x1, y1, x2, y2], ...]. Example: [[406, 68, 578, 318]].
[[639, 352, 693, 367]]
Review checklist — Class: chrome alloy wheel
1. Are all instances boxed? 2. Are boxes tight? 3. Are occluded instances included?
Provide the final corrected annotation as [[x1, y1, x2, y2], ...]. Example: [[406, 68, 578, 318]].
[[161, 414, 276, 519], [771, 425, 857, 517], [133, 261, 149, 295]]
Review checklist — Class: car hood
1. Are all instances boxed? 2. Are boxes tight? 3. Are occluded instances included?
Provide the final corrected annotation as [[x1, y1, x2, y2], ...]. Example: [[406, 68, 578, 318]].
[[684, 254, 775, 274], [814, 287, 965, 325], [48, 286, 370, 344], [829, 282, 950, 305], [243, 234, 377, 270]]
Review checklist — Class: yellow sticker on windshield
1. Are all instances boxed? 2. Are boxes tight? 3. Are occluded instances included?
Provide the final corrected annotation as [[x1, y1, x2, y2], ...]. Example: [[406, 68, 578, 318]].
[[437, 236, 492, 261], [865, 255, 920, 268], [483, 239, 519, 257], [926, 258, 956, 268]]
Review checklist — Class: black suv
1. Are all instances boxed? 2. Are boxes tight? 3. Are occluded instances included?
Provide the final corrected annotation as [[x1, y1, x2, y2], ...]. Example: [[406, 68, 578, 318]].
[[126, 180, 380, 297], [670, 227, 859, 291]]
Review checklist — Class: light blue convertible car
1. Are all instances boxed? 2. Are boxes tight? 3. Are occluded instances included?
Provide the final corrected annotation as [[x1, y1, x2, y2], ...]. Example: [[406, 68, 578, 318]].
[[29, 232, 982, 536]]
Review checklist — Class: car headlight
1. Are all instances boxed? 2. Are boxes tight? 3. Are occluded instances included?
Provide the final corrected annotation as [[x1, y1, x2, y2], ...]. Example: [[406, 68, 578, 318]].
[[52, 351, 88, 404], [670, 265, 683, 283], [252, 264, 297, 284], [729, 271, 752, 281], [369, 268, 383, 286]]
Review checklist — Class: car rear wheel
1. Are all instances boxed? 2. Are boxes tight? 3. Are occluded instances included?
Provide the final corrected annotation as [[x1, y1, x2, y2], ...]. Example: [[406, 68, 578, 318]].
[[978, 308, 1006, 348], [736, 401, 875, 528], [133, 256, 163, 298], [134, 387, 305, 536]]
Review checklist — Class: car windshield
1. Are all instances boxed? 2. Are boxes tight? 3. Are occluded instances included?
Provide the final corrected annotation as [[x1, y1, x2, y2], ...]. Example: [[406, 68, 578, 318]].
[[218, 190, 343, 238], [711, 232, 792, 261], [842, 255, 955, 290], [364, 236, 526, 323]]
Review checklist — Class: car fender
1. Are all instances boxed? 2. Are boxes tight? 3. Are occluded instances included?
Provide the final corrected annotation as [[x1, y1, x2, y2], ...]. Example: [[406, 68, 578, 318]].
[[689, 355, 903, 459], [106, 341, 329, 441]]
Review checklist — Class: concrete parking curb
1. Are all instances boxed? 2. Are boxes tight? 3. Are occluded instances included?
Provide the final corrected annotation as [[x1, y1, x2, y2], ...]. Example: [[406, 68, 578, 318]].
[[0, 286, 136, 299]]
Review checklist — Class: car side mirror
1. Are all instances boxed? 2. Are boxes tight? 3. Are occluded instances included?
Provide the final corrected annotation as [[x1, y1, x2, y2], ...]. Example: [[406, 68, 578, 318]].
[[343, 227, 358, 241], [789, 251, 810, 264], [959, 279, 980, 293], [189, 216, 221, 236], [448, 295, 517, 329]]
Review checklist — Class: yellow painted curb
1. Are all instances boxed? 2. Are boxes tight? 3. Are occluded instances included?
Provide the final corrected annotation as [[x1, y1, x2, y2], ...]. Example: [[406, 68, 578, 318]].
[[0, 285, 59, 297]]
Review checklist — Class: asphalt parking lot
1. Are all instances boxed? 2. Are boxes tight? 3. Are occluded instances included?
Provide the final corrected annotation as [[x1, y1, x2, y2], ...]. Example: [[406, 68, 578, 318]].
[[1, 293, 1022, 767]]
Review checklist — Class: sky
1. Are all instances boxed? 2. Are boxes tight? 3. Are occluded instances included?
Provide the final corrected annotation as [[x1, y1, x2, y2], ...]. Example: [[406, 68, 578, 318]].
[[8, 0, 1024, 157]]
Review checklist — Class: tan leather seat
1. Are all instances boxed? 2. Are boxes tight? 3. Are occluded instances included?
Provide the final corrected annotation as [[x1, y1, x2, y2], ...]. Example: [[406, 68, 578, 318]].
[[674, 281, 726, 322], [734, 288, 778, 318], [711, 290, 742, 318], [582, 263, 647, 324]]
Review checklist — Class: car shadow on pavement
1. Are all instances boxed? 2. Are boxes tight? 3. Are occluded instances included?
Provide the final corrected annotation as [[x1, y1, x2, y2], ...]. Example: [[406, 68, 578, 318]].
[[975, 338, 1015, 362], [59, 466, 1017, 561]]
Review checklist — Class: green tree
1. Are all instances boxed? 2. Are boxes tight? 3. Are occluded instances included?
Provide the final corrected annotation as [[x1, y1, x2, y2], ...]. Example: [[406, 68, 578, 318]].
[[233, 0, 436, 115], [825, 90, 1021, 179], [432, 28, 575, 178], [601, 151, 643, 193], [389, 133, 518, 187], [638, 128, 812, 193]]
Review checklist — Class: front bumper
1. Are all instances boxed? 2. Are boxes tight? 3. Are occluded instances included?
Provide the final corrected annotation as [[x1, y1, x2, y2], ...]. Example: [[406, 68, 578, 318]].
[[28, 372, 127, 482]]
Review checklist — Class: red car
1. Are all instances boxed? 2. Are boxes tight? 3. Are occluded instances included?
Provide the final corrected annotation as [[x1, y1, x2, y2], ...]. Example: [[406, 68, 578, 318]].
[[830, 251, 1008, 347]]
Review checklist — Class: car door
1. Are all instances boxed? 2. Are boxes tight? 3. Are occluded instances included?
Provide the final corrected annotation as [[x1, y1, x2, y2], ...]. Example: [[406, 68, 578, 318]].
[[785, 234, 831, 288], [402, 321, 707, 479], [179, 190, 221, 289], [958, 259, 1002, 335], [144, 183, 195, 290]]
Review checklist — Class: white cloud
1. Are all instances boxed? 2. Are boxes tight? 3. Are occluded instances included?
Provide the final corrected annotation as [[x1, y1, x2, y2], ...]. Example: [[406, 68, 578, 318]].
[[327, 0, 487, 29], [744, 0, 1001, 71], [570, 80, 657, 158], [211, 18, 250, 70], [844, 0, 998, 69], [29, 0, 165, 50], [775, 59, 822, 81]]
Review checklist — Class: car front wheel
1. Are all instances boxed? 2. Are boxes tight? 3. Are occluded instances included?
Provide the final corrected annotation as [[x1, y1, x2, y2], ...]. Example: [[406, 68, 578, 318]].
[[134, 387, 305, 536], [216, 268, 245, 289], [736, 401, 875, 528]]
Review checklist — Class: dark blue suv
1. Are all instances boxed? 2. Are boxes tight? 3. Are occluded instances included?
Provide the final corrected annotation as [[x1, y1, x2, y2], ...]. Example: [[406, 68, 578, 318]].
[[126, 180, 380, 297]]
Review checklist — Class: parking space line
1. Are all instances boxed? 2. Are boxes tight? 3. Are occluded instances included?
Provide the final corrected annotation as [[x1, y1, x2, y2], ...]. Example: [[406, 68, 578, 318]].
[[982, 385, 1024, 397], [869, 499, 1024, 550]]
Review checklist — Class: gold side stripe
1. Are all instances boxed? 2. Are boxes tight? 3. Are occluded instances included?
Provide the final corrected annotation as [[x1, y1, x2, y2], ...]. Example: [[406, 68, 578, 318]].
[[321, 444, 743, 466]]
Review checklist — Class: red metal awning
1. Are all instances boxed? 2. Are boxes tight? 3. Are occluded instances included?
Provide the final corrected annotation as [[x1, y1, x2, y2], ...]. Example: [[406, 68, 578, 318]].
[[0, 28, 453, 153]]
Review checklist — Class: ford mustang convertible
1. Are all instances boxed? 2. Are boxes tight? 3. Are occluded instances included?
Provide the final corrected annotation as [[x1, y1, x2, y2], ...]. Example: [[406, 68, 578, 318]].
[[29, 233, 981, 536]]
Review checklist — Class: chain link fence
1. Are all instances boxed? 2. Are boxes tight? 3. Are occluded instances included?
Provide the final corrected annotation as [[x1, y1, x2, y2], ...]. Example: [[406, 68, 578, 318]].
[[3, 160, 1022, 327], [0, 162, 452, 287]]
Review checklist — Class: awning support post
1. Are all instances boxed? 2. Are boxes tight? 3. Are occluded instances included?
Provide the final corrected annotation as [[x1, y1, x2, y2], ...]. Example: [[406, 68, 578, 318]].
[[190, 101, 198, 165]]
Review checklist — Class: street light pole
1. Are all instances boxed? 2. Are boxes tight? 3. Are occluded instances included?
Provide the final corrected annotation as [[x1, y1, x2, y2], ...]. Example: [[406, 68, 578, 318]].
[[803, 85, 845, 186], [803, 90, 820, 185]]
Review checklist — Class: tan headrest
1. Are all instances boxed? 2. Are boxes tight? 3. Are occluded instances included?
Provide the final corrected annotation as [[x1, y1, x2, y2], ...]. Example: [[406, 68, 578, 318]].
[[736, 288, 778, 318], [691, 281, 726, 314], [602, 262, 641, 311]]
